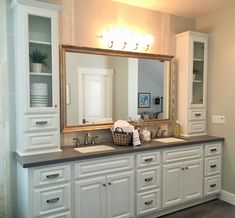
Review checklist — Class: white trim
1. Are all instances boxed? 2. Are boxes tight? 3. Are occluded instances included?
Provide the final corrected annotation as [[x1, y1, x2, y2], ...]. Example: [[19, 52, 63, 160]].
[[219, 190, 235, 205]]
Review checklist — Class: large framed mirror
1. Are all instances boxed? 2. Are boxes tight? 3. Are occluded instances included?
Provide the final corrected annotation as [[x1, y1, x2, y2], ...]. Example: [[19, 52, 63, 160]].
[[60, 45, 176, 132]]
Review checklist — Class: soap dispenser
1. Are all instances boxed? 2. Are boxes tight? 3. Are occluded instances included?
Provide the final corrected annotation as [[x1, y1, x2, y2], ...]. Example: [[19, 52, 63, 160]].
[[173, 120, 181, 137]]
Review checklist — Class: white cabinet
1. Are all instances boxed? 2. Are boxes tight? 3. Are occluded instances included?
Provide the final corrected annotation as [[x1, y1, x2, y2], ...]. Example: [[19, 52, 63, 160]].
[[17, 163, 71, 218], [204, 142, 222, 196], [11, 0, 61, 155], [74, 154, 134, 218], [135, 151, 161, 216], [162, 146, 203, 208], [176, 31, 208, 136]]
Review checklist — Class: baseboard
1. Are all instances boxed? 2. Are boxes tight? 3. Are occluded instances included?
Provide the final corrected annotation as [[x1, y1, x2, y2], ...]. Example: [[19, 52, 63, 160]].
[[219, 190, 235, 205]]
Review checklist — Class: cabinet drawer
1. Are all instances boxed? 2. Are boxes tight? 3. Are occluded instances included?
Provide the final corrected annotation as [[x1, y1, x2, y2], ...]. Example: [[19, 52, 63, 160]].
[[34, 184, 70, 216], [188, 121, 206, 133], [163, 145, 203, 163], [74, 154, 133, 179], [205, 142, 222, 156], [189, 109, 206, 121], [136, 151, 160, 168], [33, 164, 71, 187], [205, 157, 221, 176], [136, 189, 160, 216], [204, 176, 221, 196], [136, 166, 160, 192], [24, 131, 60, 152], [24, 114, 59, 132]]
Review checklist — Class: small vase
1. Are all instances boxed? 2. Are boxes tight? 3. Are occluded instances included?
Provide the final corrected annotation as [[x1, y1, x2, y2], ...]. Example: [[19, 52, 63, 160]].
[[31, 63, 42, 73]]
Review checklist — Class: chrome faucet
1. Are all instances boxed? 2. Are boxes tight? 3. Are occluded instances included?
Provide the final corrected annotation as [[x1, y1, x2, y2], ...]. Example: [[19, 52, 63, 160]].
[[84, 133, 92, 145], [73, 137, 81, 147]]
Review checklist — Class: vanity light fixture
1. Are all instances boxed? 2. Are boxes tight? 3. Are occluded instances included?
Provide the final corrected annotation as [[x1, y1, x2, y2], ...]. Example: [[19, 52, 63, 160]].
[[100, 28, 154, 51]]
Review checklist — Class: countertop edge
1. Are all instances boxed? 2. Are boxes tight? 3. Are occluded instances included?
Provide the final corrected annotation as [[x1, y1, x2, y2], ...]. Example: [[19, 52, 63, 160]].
[[15, 135, 225, 168]]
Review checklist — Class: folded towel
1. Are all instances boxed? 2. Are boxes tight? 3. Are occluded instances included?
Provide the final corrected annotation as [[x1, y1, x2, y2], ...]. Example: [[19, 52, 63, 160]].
[[133, 129, 141, 146]]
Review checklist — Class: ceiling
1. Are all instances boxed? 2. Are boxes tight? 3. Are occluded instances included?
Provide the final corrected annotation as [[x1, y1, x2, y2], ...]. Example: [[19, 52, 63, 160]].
[[112, 0, 235, 19]]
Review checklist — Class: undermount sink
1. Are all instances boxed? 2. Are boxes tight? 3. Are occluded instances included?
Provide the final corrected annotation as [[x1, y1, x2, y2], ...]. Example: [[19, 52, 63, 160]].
[[74, 145, 115, 153], [153, 137, 187, 143]]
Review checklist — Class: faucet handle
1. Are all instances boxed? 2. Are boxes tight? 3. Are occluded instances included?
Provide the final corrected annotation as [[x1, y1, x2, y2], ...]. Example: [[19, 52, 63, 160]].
[[91, 136, 98, 144], [73, 137, 81, 147]]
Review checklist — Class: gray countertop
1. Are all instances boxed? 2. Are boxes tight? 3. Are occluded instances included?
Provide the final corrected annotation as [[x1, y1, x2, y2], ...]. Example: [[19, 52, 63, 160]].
[[15, 135, 224, 168]]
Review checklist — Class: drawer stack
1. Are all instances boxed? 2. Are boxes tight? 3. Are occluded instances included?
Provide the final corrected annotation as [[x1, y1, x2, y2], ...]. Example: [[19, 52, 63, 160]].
[[204, 142, 222, 196], [135, 151, 161, 216], [188, 109, 206, 135], [31, 164, 71, 218]]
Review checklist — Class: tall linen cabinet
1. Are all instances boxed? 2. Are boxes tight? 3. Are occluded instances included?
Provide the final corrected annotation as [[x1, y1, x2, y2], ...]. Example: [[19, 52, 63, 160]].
[[176, 31, 208, 136], [11, 0, 61, 155]]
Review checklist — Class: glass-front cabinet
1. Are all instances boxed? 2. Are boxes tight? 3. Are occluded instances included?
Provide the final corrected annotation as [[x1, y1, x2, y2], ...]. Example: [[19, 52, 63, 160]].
[[12, 0, 61, 155], [191, 39, 207, 107], [176, 31, 208, 136]]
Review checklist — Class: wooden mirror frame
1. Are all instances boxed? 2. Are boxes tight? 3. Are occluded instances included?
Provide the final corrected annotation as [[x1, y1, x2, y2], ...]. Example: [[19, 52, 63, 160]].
[[60, 45, 176, 132]]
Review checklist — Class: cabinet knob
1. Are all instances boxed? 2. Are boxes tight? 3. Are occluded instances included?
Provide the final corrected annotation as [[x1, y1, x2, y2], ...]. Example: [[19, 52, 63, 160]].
[[103, 184, 106, 187], [210, 165, 217, 168], [145, 177, 153, 182], [144, 158, 153, 162], [54, 104, 58, 108], [144, 200, 153, 205], [185, 167, 189, 170], [210, 184, 216, 188], [181, 168, 185, 171], [46, 197, 59, 204], [210, 148, 217, 152], [46, 174, 59, 179], [108, 182, 112, 185]]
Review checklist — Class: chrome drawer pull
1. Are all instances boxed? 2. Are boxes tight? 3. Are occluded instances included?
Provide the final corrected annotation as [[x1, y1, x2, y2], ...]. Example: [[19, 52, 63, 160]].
[[145, 200, 153, 205], [210, 184, 216, 188], [35, 121, 48, 125], [210, 165, 217, 168], [210, 148, 217, 152], [145, 177, 153, 182], [46, 174, 59, 179], [144, 158, 153, 162], [46, 197, 59, 204], [195, 113, 201, 117]]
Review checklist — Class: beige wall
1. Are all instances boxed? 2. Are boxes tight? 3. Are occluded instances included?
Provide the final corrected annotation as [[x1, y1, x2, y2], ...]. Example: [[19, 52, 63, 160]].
[[196, 7, 235, 194], [58, 0, 195, 56]]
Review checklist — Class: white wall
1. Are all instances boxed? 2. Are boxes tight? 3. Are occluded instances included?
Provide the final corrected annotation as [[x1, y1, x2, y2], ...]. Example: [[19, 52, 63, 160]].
[[196, 7, 235, 194], [0, 0, 16, 217]]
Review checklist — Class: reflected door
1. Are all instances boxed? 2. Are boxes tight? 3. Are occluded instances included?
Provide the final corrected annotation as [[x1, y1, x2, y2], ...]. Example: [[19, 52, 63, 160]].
[[78, 68, 113, 124]]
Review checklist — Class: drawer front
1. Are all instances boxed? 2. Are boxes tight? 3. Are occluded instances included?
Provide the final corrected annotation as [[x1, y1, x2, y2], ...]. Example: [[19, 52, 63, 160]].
[[189, 109, 206, 121], [136, 151, 160, 168], [136, 189, 160, 216], [163, 145, 203, 163], [188, 121, 206, 134], [74, 154, 133, 179], [34, 184, 70, 216], [205, 142, 222, 156], [33, 164, 71, 187], [24, 131, 60, 152], [136, 167, 160, 192], [204, 176, 221, 196], [24, 114, 59, 132], [40, 211, 71, 218], [205, 157, 221, 176]]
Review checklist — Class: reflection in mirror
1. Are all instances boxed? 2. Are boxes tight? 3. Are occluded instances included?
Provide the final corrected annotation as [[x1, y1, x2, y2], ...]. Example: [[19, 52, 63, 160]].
[[60, 45, 175, 132]]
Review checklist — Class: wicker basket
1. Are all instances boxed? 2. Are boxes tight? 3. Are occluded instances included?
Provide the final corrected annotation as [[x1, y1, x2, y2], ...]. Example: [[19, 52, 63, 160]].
[[111, 127, 132, 146]]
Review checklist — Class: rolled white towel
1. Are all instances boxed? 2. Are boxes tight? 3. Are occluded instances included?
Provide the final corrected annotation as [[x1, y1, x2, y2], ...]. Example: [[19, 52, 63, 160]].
[[133, 129, 141, 146], [113, 120, 132, 133]]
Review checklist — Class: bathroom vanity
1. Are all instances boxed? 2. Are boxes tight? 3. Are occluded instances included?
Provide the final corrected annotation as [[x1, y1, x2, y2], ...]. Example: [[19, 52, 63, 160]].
[[16, 136, 223, 218]]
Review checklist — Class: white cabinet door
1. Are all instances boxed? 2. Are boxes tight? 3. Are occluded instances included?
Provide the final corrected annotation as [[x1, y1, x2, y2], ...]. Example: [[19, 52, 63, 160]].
[[184, 159, 203, 202], [75, 176, 106, 218], [107, 171, 134, 218], [162, 162, 184, 208]]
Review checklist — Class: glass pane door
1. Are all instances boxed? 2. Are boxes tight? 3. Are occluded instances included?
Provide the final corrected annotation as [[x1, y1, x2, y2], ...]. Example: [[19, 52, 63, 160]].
[[192, 41, 205, 105], [28, 15, 53, 108]]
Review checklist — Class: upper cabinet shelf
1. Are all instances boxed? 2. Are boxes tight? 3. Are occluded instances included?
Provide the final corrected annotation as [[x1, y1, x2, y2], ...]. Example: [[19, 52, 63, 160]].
[[29, 40, 51, 46]]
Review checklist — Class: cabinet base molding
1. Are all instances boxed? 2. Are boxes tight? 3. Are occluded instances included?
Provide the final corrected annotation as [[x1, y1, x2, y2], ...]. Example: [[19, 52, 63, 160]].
[[219, 190, 235, 206], [141, 196, 218, 218]]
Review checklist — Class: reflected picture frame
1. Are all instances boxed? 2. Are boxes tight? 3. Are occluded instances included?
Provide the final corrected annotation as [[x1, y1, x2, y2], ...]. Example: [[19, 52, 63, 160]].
[[138, 93, 151, 108]]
